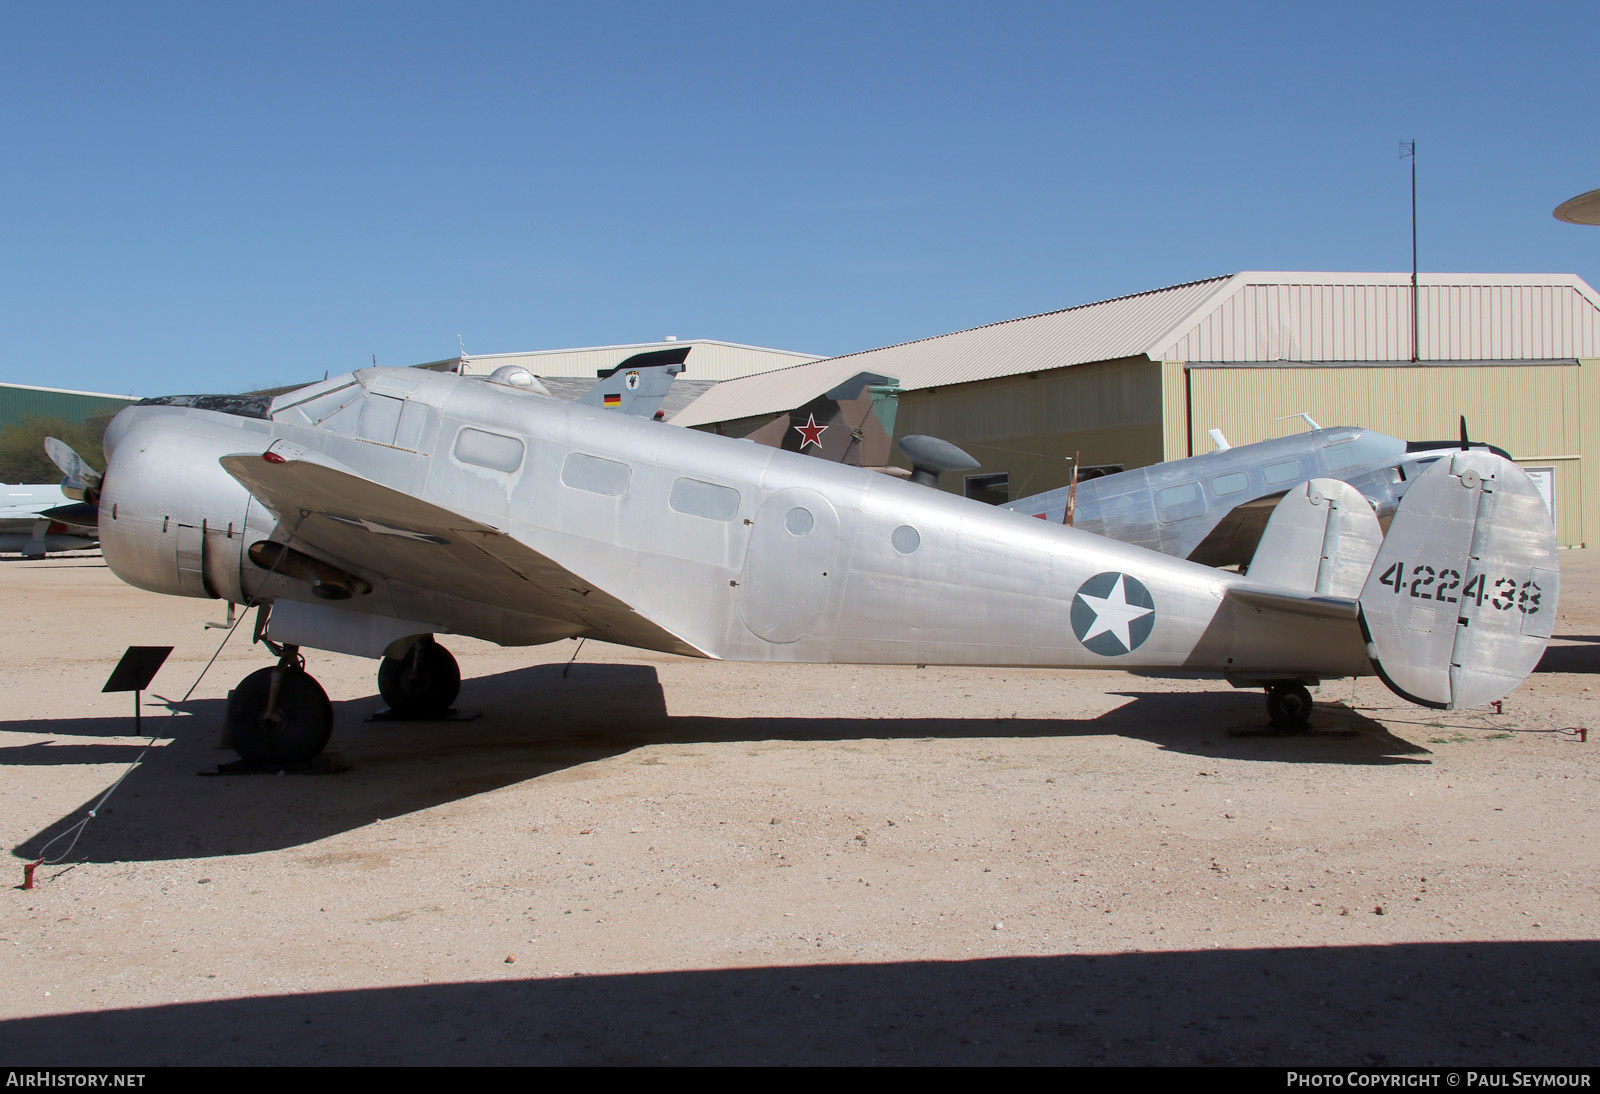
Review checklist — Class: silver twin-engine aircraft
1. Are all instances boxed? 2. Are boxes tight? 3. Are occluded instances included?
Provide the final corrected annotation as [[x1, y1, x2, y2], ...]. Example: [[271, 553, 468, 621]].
[[75, 364, 1558, 766], [1002, 423, 1514, 570]]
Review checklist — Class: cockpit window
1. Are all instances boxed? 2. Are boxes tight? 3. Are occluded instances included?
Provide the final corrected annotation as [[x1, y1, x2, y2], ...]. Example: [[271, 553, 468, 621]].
[[136, 393, 273, 419], [283, 385, 364, 431]]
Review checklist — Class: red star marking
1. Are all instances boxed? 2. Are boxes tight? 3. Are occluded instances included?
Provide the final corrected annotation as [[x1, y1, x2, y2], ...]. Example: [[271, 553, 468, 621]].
[[794, 413, 829, 449]]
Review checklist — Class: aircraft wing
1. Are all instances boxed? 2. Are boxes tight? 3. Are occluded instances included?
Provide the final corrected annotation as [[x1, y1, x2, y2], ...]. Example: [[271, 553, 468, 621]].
[[219, 449, 708, 658]]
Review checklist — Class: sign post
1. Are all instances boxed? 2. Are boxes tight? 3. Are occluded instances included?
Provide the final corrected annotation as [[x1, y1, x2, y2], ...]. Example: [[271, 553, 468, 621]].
[[102, 646, 173, 737]]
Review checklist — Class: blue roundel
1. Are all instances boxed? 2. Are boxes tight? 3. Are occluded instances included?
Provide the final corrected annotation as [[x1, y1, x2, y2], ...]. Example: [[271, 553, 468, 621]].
[[1070, 571, 1156, 656]]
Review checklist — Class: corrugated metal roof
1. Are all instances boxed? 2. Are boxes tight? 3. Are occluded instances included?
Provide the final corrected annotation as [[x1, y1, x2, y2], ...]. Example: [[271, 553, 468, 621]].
[[671, 276, 1232, 426], [0, 384, 141, 431], [1156, 272, 1600, 363], [0, 382, 142, 400], [672, 272, 1600, 427]]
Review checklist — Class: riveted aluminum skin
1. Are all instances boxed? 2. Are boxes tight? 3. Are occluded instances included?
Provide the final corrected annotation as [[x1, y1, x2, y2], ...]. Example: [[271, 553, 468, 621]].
[[1356, 451, 1559, 709], [1246, 478, 1383, 599], [95, 367, 1558, 713]]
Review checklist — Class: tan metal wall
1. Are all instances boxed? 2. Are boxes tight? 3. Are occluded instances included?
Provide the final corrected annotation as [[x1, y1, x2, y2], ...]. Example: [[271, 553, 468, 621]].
[[1173, 360, 1595, 546], [895, 357, 1164, 500]]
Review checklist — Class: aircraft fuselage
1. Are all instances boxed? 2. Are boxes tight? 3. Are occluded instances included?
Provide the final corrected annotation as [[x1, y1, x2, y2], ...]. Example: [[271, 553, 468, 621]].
[[99, 368, 1369, 681]]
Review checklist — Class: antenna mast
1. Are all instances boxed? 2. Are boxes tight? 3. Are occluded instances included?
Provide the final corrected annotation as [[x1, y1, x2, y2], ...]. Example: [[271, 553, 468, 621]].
[[1401, 140, 1418, 362]]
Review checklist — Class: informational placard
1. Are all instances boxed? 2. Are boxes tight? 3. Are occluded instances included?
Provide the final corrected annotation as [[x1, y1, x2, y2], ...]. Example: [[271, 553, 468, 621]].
[[103, 646, 172, 693]]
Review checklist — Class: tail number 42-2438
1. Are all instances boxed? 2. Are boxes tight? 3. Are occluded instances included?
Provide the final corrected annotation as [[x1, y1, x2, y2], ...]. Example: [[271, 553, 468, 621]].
[[1375, 562, 1540, 614]]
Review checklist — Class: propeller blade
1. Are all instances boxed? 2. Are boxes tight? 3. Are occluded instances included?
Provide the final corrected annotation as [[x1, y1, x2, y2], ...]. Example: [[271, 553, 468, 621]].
[[43, 438, 103, 505]]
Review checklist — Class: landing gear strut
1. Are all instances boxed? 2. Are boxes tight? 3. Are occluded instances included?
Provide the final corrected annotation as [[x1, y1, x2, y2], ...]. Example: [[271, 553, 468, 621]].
[[1265, 682, 1314, 730], [377, 636, 460, 719], [225, 644, 333, 764]]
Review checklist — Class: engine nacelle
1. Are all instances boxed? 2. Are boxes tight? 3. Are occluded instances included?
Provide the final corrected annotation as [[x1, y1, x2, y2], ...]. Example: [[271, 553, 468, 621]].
[[99, 406, 275, 602]]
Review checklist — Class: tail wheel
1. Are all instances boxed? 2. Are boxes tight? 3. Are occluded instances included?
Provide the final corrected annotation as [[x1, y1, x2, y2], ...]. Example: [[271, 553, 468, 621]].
[[1265, 683, 1314, 729], [377, 637, 460, 719], [227, 666, 333, 764]]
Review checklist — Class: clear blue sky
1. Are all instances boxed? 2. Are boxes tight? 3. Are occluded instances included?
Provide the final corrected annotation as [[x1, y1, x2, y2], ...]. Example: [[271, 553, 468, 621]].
[[4, 2, 1597, 396]]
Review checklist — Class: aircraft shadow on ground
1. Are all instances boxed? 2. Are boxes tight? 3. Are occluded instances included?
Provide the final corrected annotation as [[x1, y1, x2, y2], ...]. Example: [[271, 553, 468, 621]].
[[9, 662, 1429, 864], [1, 940, 1594, 1066], [1536, 634, 1600, 674]]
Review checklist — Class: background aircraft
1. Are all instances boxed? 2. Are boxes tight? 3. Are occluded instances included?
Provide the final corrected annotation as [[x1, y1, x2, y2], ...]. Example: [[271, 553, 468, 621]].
[[707, 372, 906, 475], [0, 438, 101, 556], [77, 365, 1557, 767], [0, 480, 98, 557], [1002, 424, 1515, 569], [573, 345, 690, 419], [696, 379, 1522, 578]]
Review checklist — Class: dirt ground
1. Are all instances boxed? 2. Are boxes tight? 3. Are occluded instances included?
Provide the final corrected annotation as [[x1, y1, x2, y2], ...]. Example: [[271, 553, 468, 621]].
[[0, 551, 1596, 1066]]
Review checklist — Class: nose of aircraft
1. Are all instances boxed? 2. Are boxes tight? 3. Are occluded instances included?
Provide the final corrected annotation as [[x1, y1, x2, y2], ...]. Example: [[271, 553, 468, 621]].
[[98, 406, 266, 601], [101, 404, 138, 465]]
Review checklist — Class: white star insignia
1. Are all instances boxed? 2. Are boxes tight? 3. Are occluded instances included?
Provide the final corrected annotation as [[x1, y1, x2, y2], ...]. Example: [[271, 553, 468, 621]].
[[325, 513, 449, 544], [1075, 574, 1154, 651]]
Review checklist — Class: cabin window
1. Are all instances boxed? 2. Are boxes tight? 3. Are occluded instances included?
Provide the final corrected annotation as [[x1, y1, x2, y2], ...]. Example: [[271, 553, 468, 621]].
[[562, 453, 631, 497], [669, 477, 740, 521], [1264, 459, 1303, 486], [455, 428, 524, 473], [1156, 480, 1205, 523], [892, 525, 921, 554], [1210, 471, 1249, 497], [1157, 482, 1198, 508], [785, 507, 814, 535]]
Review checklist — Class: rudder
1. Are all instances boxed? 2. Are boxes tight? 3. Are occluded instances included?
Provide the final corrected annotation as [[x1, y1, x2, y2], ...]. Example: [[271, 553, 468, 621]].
[[1246, 477, 1383, 598], [1357, 451, 1558, 709]]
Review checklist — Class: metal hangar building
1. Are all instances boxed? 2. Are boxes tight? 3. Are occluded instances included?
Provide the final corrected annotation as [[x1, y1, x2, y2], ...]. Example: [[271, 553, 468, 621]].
[[0, 382, 141, 432], [673, 271, 1600, 547]]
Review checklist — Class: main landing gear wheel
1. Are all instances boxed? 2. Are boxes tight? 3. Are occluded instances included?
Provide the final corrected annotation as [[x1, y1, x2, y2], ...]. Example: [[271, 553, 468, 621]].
[[377, 637, 460, 719], [226, 660, 333, 764], [1265, 683, 1314, 730]]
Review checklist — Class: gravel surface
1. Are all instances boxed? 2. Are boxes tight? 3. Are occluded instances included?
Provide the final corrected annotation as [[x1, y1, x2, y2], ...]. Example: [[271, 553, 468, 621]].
[[1, 553, 1597, 1066]]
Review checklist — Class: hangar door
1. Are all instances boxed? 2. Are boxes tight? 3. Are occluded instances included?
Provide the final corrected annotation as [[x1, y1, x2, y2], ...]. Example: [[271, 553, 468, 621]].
[[1179, 362, 1586, 547]]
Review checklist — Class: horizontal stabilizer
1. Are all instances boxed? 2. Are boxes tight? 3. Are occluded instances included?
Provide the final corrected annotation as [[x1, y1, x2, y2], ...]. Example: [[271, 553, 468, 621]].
[[1246, 478, 1382, 599], [1357, 451, 1558, 710]]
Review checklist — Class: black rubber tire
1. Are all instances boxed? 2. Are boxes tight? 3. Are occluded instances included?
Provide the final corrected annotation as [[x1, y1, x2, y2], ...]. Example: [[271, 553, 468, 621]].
[[226, 666, 333, 764], [1266, 683, 1315, 729], [377, 638, 460, 719]]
